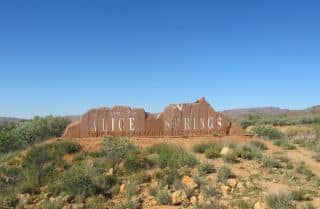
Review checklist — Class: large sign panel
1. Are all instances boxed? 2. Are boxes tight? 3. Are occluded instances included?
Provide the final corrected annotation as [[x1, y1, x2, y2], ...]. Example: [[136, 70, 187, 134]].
[[63, 98, 244, 138]]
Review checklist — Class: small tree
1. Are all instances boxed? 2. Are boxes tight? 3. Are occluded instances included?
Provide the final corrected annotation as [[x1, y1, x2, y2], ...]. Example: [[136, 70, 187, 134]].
[[101, 137, 136, 168]]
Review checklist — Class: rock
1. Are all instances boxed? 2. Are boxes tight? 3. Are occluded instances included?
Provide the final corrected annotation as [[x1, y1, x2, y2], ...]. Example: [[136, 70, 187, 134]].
[[181, 176, 198, 190], [190, 196, 197, 205], [145, 196, 157, 207], [227, 178, 238, 188], [119, 184, 125, 194], [198, 192, 205, 204], [254, 201, 267, 209], [220, 147, 231, 155], [17, 193, 30, 205], [106, 168, 114, 176], [303, 194, 313, 201], [220, 185, 231, 196], [171, 190, 187, 205], [63, 195, 74, 203], [43, 193, 51, 199]]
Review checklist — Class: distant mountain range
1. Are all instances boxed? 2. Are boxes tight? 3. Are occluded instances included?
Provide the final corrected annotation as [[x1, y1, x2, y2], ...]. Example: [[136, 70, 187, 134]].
[[220, 107, 290, 118], [1, 105, 319, 123], [221, 105, 320, 119], [0, 117, 25, 124], [0, 115, 80, 125]]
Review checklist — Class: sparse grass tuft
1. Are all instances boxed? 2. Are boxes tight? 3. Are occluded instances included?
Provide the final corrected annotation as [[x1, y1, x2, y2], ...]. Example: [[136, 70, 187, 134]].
[[296, 162, 315, 180], [198, 162, 215, 175], [156, 189, 171, 205], [204, 145, 222, 159], [261, 156, 282, 172], [237, 144, 262, 160], [125, 177, 138, 200], [102, 136, 137, 168], [249, 140, 267, 150], [266, 193, 295, 209], [217, 166, 231, 183], [117, 200, 141, 209], [273, 140, 296, 150], [251, 125, 284, 140], [290, 189, 306, 201], [148, 186, 159, 197], [222, 151, 238, 163], [124, 152, 152, 173], [193, 143, 222, 154], [232, 199, 252, 209], [148, 143, 198, 169], [302, 203, 316, 209], [50, 165, 98, 197], [54, 141, 80, 154]]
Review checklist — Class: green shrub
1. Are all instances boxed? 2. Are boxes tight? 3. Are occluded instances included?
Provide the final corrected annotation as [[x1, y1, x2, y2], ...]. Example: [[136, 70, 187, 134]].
[[232, 199, 252, 209], [148, 143, 197, 169], [125, 181, 138, 200], [290, 189, 306, 201], [266, 193, 295, 209], [0, 130, 25, 154], [200, 185, 219, 198], [0, 116, 70, 154], [156, 189, 171, 205], [273, 140, 296, 150], [204, 145, 222, 159], [50, 166, 98, 196], [198, 162, 215, 175], [193, 143, 217, 153], [237, 144, 262, 160], [23, 145, 53, 184], [0, 152, 17, 164], [15, 116, 70, 145], [93, 175, 117, 195], [159, 167, 179, 186], [54, 141, 80, 154], [222, 151, 238, 163], [217, 166, 231, 183], [117, 200, 141, 209], [102, 137, 137, 168], [262, 156, 282, 172], [148, 186, 159, 197], [74, 153, 86, 161], [251, 126, 283, 140], [0, 166, 20, 198], [249, 141, 267, 150], [124, 152, 151, 173], [88, 151, 104, 158]]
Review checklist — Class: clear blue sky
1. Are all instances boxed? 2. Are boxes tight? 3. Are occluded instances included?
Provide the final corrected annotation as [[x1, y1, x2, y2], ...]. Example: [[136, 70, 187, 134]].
[[1, 0, 319, 118]]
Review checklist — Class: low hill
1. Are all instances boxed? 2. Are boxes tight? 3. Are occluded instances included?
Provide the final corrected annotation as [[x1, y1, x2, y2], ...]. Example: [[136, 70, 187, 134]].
[[221, 107, 290, 119], [0, 117, 24, 124], [221, 105, 320, 119]]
